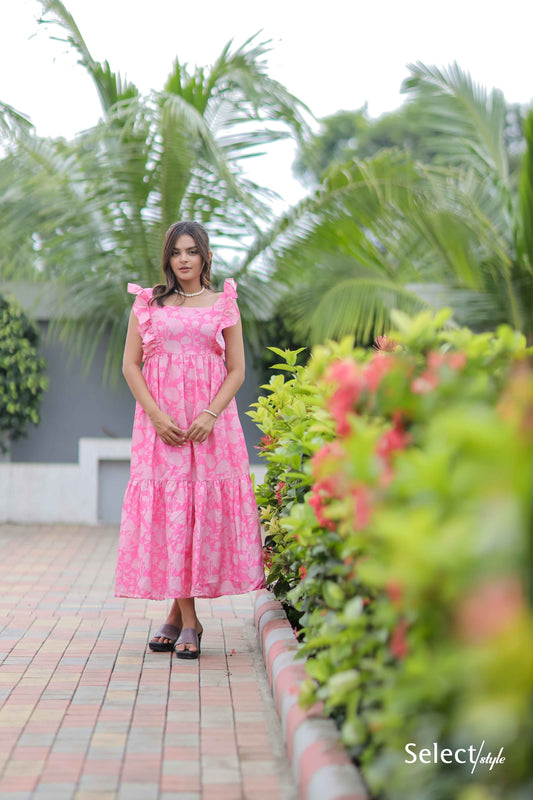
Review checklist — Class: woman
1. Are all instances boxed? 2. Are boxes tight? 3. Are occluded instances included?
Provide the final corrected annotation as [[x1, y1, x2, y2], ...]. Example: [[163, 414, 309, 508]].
[[115, 220, 265, 658]]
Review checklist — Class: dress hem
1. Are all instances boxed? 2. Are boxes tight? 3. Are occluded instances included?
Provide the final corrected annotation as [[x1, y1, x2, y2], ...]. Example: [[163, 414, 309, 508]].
[[114, 577, 266, 601]]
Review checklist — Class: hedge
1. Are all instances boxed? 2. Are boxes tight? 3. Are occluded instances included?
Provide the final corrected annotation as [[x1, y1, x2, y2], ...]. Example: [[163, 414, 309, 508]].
[[248, 309, 533, 800], [0, 294, 48, 451]]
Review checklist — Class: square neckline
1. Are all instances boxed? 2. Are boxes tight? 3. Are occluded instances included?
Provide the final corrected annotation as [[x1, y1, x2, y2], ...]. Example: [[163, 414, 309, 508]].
[[159, 292, 225, 310]]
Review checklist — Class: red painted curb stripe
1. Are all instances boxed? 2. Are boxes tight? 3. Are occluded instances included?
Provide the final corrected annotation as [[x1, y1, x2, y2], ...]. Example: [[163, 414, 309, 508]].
[[272, 663, 307, 714], [267, 638, 299, 676], [253, 589, 275, 623], [299, 739, 354, 798], [255, 599, 283, 625], [254, 591, 367, 800], [285, 700, 325, 761], [261, 616, 292, 651]]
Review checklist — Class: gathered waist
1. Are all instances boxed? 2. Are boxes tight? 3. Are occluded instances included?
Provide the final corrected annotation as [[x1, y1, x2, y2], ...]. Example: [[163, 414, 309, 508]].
[[144, 350, 224, 361]]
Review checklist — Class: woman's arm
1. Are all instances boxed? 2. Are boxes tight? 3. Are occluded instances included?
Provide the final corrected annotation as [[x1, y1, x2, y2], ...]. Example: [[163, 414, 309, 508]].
[[185, 318, 245, 442], [122, 309, 186, 446]]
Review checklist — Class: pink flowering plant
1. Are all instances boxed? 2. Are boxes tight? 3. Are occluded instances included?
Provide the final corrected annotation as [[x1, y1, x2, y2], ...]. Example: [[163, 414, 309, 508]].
[[249, 312, 533, 799]]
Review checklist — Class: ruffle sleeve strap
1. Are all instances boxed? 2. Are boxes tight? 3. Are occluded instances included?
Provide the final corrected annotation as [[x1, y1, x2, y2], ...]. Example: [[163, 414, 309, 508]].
[[127, 283, 160, 359], [215, 278, 240, 355]]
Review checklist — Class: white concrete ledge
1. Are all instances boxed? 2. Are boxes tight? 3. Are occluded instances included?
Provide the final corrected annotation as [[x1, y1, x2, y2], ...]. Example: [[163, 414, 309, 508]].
[[0, 438, 131, 524]]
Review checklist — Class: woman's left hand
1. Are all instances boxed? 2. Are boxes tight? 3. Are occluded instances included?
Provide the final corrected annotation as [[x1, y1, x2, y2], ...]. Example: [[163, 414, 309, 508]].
[[185, 411, 217, 443]]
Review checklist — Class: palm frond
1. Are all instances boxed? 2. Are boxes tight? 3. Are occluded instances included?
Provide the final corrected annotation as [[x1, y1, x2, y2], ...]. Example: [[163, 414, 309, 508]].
[[0, 101, 33, 141], [288, 270, 430, 343], [402, 62, 509, 187], [1, 11, 313, 379], [238, 140, 533, 344], [37, 0, 138, 112], [203, 33, 312, 137], [518, 110, 533, 272]]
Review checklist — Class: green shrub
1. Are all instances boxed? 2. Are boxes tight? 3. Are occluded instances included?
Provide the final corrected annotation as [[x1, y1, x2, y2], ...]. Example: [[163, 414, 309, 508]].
[[0, 294, 48, 451], [248, 312, 533, 800]]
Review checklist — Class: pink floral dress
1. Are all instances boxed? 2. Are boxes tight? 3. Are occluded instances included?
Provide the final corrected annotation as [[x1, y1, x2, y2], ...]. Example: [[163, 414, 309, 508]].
[[115, 278, 266, 600]]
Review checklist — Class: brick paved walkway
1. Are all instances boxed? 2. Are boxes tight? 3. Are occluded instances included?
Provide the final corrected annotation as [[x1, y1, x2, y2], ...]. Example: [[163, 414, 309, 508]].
[[0, 525, 298, 800]]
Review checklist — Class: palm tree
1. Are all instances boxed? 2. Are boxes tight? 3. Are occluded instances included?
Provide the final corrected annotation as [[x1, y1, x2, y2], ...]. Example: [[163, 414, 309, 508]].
[[402, 63, 533, 335], [0, 0, 310, 379], [0, 102, 38, 278], [241, 63, 533, 344]]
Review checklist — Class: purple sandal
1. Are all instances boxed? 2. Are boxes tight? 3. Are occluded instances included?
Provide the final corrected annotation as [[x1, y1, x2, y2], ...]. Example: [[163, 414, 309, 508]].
[[148, 623, 181, 652], [175, 627, 202, 659]]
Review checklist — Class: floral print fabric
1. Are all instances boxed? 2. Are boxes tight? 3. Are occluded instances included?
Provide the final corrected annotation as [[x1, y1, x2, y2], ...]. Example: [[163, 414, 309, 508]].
[[115, 278, 266, 599]]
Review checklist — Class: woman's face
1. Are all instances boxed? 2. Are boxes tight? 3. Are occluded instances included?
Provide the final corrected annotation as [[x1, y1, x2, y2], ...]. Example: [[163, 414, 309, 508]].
[[169, 234, 203, 284]]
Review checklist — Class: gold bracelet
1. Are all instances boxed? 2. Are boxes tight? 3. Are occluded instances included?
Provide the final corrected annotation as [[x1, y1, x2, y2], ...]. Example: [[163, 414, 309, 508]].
[[202, 409, 218, 419]]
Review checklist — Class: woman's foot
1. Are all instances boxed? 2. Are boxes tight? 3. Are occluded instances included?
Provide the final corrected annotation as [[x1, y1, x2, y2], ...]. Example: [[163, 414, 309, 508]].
[[175, 619, 203, 656], [149, 600, 183, 649]]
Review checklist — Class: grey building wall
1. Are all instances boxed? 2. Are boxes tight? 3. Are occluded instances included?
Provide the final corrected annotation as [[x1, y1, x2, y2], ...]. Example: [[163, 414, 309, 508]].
[[10, 322, 262, 465], [11, 323, 134, 463]]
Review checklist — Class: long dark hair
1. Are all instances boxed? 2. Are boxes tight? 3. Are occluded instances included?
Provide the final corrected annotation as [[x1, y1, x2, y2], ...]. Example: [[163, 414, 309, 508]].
[[150, 220, 212, 306]]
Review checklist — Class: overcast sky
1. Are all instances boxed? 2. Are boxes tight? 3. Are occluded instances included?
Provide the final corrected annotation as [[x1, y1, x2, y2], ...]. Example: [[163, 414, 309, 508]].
[[2, 0, 533, 206]]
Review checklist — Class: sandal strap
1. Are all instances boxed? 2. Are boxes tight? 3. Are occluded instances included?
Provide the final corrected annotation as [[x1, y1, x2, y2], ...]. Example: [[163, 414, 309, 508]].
[[176, 627, 199, 648], [153, 623, 181, 640]]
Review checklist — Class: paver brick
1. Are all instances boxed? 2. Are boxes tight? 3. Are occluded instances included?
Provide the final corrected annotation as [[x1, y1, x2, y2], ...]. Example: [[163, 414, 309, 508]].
[[0, 524, 298, 800]]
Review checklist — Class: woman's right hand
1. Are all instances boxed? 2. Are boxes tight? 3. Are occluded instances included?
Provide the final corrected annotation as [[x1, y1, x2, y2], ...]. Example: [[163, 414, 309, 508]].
[[150, 411, 186, 446]]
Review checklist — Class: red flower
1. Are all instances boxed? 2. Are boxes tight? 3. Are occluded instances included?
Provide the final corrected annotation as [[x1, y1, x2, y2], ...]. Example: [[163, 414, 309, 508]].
[[311, 441, 344, 474], [308, 491, 336, 531], [377, 424, 411, 462], [379, 464, 395, 488], [363, 353, 393, 392], [392, 410, 404, 427], [326, 358, 361, 386], [351, 485, 372, 530], [325, 359, 364, 436], [312, 475, 340, 497], [412, 349, 467, 395], [373, 334, 398, 352], [386, 580, 403, 607], [263, 547, 274, 569], [308, 471, 345, 531], [448, 352, 467, 370], [455, 577, 525, 643], [427, 350, 467, 371], [255, 434, 276, 451], [310, 445, 348, 509], [390, 618, 409, 659], [411, 370, 440, 395], [426, 351, 446, 370], [299, 565, 307, 580], [275, 480, 286, 505]]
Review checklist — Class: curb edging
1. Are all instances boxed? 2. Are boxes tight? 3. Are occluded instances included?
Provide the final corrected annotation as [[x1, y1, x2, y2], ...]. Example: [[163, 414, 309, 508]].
[[254, 589, 369, 800]]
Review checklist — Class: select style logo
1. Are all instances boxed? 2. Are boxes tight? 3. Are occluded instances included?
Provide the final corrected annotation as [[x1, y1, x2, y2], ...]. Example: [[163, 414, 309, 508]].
[[405, 741, 505, 774]]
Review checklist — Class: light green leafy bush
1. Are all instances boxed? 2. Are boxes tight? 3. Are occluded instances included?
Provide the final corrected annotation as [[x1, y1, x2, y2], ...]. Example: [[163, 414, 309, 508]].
[[248, 312, 533, 800]]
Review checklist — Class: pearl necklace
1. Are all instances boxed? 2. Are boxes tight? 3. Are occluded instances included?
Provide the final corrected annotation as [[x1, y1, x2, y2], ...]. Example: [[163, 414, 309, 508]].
[[175, 286, 205, 297]]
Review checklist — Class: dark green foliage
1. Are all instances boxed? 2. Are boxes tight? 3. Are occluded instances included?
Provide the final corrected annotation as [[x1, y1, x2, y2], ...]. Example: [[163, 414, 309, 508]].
[[252, 311, 309, 390], [0, 296, 48, 450], [293, 103, 438, 186]]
